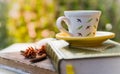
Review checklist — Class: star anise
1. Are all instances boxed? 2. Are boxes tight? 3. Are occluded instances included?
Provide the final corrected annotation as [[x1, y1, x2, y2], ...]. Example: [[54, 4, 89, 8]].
[[21, 45, 47, 63], [36, 45, 46, 55], [21, 47, 37, 59]]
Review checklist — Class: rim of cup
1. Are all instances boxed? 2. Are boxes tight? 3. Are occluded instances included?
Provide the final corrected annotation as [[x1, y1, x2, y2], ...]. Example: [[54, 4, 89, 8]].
[[64, 10, 101, 16]]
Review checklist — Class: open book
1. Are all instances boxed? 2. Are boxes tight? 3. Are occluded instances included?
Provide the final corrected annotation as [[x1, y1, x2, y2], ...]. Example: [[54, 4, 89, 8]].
[[46, 39, 120, 74]]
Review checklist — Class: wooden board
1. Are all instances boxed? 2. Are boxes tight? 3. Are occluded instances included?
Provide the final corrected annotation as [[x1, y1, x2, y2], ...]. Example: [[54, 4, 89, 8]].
[[0, 52, 57, 74]]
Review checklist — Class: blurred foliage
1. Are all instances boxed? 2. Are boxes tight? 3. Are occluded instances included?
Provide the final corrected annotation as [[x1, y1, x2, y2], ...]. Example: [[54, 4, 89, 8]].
[[0, 1, 12, 49], [7, 0, 57, 43], [0, 0, 120, 49]]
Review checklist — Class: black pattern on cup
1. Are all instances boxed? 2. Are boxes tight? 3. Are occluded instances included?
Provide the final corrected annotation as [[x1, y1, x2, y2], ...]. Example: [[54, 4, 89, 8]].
[[96, 18, 99, 22], [78, 33, 82, 36], [86, 26, 91, 29], [77, 18, 82, 23]]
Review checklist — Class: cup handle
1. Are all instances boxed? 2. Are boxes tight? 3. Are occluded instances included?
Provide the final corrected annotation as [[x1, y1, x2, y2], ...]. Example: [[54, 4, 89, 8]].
[[56, 16, 72, 36]]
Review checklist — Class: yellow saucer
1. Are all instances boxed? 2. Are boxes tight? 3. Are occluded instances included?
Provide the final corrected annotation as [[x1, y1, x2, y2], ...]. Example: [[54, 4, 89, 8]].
[[56, 31, 115, 47]]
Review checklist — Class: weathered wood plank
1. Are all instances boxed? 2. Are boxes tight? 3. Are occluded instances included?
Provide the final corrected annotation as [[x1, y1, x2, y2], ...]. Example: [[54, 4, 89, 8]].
[[0, 52, 57, 74]]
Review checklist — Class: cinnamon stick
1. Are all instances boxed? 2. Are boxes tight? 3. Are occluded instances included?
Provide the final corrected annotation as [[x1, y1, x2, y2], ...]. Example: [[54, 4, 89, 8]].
[[30, 54, 47, 63]]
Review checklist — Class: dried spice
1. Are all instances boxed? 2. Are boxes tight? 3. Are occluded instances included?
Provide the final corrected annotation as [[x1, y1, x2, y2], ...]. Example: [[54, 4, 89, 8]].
[[36, 45, 46, 55], [30, 54, 47, 63], [21, 47, 36, 59], [21, 45, 47, 63]]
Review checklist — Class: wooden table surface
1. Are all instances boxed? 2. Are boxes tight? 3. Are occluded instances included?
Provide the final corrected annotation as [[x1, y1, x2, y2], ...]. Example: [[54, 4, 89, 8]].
[[0, 43, 57, 74]]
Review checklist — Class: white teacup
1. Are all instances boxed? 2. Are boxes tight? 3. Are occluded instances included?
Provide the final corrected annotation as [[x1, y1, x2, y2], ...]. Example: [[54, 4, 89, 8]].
[[56, 10, 101, 37]]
